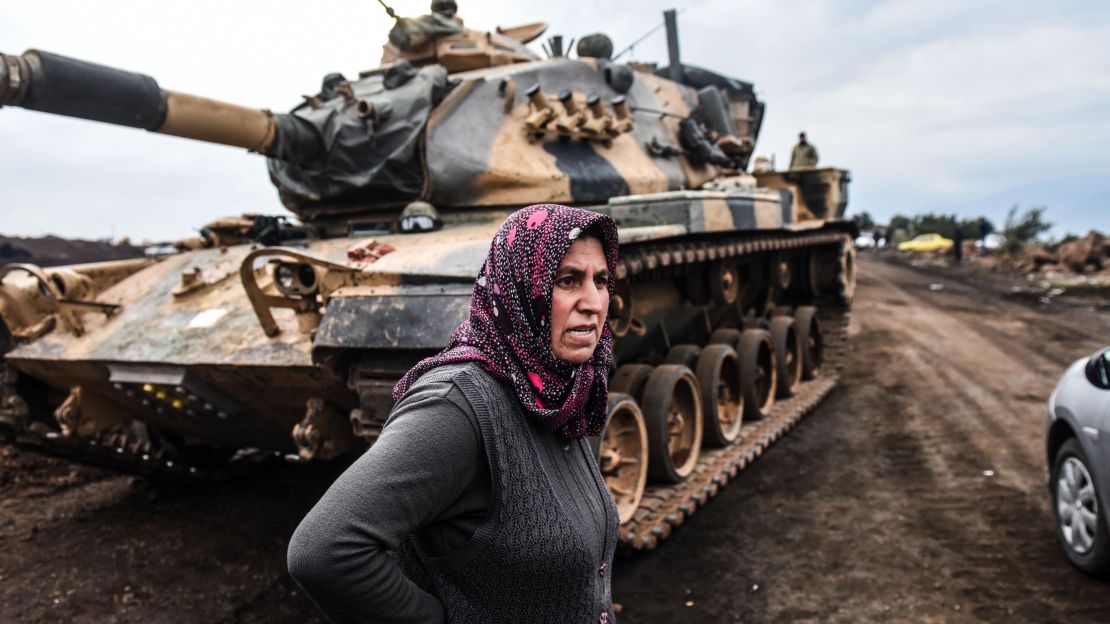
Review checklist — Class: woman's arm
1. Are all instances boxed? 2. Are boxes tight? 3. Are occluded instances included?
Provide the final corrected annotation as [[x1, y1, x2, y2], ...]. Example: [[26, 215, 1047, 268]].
[[287, 386, 484, 624]]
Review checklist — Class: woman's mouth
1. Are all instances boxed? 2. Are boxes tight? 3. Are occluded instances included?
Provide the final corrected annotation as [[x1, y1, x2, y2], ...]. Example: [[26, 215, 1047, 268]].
[[565, 325, 597, 344]]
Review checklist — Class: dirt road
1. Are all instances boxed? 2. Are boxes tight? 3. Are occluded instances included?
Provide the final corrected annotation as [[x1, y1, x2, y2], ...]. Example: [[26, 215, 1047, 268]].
[[614, 256, 1110, 623], [2, 256, 1108, 623]]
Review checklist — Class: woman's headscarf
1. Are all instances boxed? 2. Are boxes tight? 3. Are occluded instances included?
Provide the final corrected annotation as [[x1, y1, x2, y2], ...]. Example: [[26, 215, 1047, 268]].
[[393, 204, 619, 440]]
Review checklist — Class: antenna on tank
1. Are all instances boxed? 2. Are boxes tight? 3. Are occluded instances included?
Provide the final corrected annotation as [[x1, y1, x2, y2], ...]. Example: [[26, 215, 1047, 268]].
[[612, 8, 685, 62], [374, 0, 399, 20], [546, 35, 565, 58], [663, 9, 683, 82]]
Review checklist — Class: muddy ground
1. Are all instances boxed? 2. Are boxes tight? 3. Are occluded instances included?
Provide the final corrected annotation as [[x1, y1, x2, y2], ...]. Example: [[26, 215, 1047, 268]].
[[2, 255, 1108, 623]]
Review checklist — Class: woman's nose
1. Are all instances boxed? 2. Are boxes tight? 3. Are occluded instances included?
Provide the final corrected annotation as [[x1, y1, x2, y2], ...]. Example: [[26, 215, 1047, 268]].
[[577, 279, 603, 314]]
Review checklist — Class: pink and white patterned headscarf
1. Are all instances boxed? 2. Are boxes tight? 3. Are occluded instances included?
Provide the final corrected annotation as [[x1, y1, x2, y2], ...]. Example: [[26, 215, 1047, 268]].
[[393, 204, 619, 440]]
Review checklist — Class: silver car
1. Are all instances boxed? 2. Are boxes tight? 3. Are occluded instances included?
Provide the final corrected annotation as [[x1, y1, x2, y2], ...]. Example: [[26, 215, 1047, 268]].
[[1046, 347, 1110, 576]]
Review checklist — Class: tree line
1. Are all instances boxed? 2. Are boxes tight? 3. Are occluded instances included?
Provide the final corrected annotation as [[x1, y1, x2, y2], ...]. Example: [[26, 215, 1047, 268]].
[[852, 205, 1056, 253]]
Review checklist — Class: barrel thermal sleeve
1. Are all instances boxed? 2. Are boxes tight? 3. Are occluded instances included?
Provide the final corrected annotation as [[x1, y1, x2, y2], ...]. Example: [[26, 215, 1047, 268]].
[[21, 49, 166, 129]]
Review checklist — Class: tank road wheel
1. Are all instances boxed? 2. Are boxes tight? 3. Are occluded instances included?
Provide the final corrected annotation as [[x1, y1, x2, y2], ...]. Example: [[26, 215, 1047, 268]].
[[608, 279, 641, 337], [696, 344, 743, 447], [813, 239, 856, 305], [769, 316, 803, 398], [738, 329, 777, 421], [599, 393, 650, 525], [611, 364, 654, 402], [794, 306, 824, 380], [838, 243, 857, 305], [816, 240, 857, 305], [665, 344, 702, 370], [709, 262, 741, 306], [641, 365, 703, 483], [709, 327, 742, 350]]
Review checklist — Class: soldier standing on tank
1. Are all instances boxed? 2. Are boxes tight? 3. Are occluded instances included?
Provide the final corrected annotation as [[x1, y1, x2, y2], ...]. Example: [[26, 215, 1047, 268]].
[[383, 0, 464, 57], [789, 132, 819, 169], [430, 0, 461, 24]]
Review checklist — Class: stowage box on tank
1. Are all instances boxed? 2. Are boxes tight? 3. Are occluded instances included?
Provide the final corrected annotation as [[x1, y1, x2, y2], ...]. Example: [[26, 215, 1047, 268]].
[[0, 7, 855, 550]]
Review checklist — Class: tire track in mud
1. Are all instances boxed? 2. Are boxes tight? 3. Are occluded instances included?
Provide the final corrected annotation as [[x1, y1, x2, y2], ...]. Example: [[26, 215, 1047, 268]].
[[876, 257, 1106, 368], [862, 265, 1062, 486], [830, 260, 1109, 622], [869, 345, 1060, 621]]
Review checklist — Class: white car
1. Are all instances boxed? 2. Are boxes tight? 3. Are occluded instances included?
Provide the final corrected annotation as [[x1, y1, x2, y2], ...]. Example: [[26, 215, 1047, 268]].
[[854, 233, 876, 249], [1045, 347, 1110, 576]]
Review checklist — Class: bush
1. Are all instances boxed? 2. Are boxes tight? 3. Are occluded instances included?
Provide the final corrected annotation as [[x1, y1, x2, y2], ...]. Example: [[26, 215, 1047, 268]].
[[852, 211, 876, 231], [1000, 205, 1052, 254], [889, 214, 912, 233], [881, 214, 994, 240], [1045, 233, 1079, 253]]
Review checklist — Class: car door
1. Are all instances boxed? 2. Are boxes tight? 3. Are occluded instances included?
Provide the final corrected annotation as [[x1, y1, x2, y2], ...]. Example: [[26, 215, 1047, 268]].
[[1084, 352, 1110, 514], [1096, 390, 1110, 511]]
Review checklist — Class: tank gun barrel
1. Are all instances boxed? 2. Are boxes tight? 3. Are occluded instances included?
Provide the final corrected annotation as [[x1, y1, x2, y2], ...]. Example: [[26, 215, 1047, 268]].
[[0, 49, 322, 161]]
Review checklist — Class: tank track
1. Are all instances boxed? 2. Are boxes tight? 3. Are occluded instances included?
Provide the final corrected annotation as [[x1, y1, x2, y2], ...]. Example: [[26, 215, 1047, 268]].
[[614, 229, 849, 282], [613, 229, 852, 552]]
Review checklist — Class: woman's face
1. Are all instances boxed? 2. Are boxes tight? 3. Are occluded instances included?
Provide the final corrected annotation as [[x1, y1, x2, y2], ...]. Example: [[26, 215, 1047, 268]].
[[550, 236, 610, 365]]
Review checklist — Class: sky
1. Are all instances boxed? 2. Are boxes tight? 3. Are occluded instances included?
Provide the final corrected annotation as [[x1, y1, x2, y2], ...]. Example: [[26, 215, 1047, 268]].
[[2, 0, 1108, 242]]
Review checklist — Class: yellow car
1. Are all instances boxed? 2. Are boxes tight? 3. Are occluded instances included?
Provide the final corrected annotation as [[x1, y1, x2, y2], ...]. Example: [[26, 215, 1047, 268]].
[[898, 233, 954, 253]]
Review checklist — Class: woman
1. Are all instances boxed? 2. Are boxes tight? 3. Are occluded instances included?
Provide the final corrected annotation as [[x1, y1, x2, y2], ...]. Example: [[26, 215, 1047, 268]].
[[288, 204, 620, 623]]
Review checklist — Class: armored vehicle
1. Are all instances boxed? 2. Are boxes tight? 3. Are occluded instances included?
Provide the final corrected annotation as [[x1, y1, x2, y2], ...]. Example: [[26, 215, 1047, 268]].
[[0, 8, 854, 550]]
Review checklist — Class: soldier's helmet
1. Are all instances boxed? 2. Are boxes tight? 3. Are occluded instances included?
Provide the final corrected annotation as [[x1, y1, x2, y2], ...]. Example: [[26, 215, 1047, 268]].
[[431, 0, 458, 18], [399, 201, 443, 233], [576, 33, 614, 59]]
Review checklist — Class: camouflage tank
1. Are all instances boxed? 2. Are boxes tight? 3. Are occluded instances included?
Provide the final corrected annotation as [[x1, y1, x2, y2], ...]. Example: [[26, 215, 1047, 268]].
[[0, 7, 855, 550]]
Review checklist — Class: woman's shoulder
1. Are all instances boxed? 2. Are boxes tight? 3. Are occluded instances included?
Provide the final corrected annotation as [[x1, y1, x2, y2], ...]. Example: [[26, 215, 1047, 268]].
[[403, 362, 503, 402], [396, 363, 518, 431], [388, 363, 496, 434]]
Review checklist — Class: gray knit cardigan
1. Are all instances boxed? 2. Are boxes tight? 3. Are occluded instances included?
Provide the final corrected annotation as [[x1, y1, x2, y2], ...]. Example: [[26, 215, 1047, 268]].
[[288, 363, 618, 624]]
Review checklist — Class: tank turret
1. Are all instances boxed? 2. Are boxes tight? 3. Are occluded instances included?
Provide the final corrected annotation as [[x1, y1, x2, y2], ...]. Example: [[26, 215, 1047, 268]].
[[2, 22, 774, 237]]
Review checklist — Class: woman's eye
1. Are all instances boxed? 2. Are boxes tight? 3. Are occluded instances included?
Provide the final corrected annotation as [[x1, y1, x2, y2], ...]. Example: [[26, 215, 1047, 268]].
[[595, 276, 609, 287], [557, 276, 576, 288]]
